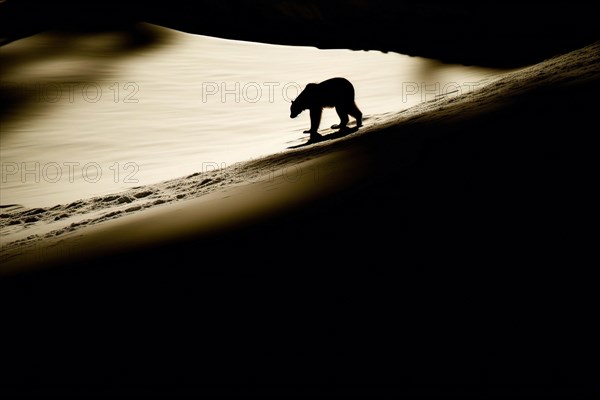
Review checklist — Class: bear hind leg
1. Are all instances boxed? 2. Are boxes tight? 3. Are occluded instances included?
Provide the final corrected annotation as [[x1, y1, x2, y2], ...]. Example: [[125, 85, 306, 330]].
[[332, 106, 349, 130], [349, 102, 363, 127]]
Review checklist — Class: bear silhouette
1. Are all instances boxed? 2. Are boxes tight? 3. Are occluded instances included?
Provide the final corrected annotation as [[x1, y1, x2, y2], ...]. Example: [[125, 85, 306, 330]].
[[290, 77, 363, 135]]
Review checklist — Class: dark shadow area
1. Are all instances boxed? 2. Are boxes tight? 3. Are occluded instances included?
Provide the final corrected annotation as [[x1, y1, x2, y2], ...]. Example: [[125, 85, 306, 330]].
[[148, 1, 600, 67], [288, 126, 359, 148], [3, 1, 597, 68], [0, 0, 140, 45], [2, 1, 598, 68], [1, 57, 598, 396]]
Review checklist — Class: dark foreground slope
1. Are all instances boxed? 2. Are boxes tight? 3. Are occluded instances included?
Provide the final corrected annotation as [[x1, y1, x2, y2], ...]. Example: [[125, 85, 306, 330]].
[[1, 44, 599, 395]]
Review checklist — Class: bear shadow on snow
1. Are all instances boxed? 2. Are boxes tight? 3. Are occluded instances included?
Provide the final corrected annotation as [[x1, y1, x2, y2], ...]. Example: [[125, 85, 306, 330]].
[[288, 126, 359, 148]]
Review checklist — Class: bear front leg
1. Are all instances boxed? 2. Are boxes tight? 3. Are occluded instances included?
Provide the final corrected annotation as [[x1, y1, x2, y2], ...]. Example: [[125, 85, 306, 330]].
[[303, 108, 322, 134]]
